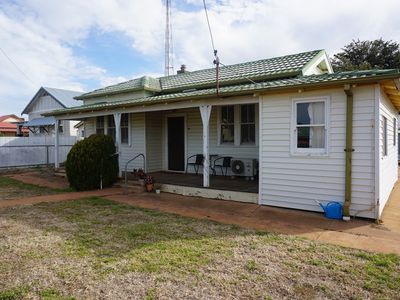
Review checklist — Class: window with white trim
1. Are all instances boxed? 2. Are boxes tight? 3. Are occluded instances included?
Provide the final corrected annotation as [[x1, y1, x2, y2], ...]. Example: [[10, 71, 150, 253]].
[[292, 98, 328, 154], [383, 116, 388, 156], [107, 115, 116, 142], [121, 113, 129, 144], [96, 116, 104, 135], [220, 106, 234, 144], [240, 104, 256, 144], [393, 118, 397, 146]]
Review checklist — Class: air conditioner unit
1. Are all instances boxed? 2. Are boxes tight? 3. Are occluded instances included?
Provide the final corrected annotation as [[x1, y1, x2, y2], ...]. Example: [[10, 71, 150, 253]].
[[231, 158, 258, 179]]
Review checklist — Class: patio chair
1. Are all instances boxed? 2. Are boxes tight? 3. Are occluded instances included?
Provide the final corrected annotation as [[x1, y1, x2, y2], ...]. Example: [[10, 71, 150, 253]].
[[185, 154, 204, 175], [213, 156, 232, 176]]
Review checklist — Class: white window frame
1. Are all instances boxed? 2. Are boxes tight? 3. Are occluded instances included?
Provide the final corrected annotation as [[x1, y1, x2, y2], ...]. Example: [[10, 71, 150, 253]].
[[383, 116, 388, 156], [291, 96, 330, 156], [120, 113, 130, 145], [393, 117, 397, 146], [217, 104, 258, 147], [240, 104, 257, 145], [95, 116, 105, 135]]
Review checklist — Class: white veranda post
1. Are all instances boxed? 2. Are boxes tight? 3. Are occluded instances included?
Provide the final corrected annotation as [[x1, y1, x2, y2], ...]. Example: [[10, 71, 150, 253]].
[[54, 119, 60, 169], [113, 113, 122, 177], [200, 105, 212, 187]]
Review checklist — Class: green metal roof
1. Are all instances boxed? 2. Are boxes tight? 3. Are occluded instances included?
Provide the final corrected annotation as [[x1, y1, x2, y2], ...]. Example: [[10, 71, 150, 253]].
[[46, 69, 400, 116], [76, 76, 161, 99], [76, 50, 323, 99]]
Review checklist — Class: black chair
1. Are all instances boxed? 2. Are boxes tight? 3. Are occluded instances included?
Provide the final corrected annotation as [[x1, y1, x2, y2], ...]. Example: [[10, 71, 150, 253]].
[[213, 156, 232, 176], [185, 154, 204, 175]]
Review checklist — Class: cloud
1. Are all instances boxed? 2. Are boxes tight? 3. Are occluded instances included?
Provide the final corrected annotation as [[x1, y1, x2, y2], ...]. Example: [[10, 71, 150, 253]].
[[1, 0, 400, 115]]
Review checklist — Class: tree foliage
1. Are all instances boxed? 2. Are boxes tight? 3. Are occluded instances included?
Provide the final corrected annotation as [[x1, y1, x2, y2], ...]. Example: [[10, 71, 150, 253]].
[[65, 134, 119, 191], [332, 39, 400, 72]]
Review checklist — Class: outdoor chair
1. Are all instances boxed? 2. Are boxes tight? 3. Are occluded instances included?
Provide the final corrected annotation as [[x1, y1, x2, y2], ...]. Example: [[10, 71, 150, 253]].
[[213, 156, 232, 176], [185, 154, 204, 175]]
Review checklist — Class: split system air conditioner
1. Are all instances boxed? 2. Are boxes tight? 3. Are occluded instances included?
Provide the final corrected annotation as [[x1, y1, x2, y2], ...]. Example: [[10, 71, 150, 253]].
[[230, 158, 258, 179]]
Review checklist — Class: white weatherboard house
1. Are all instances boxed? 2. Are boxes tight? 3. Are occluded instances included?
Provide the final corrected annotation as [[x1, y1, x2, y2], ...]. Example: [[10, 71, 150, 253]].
[[46, 50, 400, 219], [22, 87, 83, 136]]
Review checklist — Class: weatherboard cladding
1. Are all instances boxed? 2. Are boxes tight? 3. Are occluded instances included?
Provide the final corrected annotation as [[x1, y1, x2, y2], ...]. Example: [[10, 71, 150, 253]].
[[48, 69, 400, 116], [76, 50, 322, 99]]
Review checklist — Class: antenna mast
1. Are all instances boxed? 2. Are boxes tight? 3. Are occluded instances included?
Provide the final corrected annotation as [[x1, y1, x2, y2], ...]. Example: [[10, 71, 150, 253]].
[[164, 0, 174, 76]]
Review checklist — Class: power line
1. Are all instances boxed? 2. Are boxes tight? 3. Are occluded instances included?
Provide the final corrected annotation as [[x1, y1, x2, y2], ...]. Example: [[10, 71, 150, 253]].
[[0, 46, 36, 86]]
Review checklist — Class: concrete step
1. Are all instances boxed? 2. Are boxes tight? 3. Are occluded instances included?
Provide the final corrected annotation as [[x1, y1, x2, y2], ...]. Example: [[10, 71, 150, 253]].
[[54, 168, 66, 178]]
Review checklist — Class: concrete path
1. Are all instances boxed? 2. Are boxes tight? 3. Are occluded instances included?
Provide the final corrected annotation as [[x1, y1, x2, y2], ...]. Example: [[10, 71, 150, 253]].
[[107, 191, 400, 255]]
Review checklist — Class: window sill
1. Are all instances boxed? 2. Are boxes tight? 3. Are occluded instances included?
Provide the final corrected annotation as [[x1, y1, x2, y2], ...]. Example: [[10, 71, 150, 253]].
[[290, 151, 329, 157], [217, 144, 258, 148]]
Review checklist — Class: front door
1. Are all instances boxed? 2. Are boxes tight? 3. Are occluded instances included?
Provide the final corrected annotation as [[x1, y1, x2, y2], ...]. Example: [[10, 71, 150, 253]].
[[168, 116, 185, 171]]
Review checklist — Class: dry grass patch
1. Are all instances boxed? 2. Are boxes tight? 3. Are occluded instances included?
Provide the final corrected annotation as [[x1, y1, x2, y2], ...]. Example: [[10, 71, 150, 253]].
[[0, 197, 399, 299]]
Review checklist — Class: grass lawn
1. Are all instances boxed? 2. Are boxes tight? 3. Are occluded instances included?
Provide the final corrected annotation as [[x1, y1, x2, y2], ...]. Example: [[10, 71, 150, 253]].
[[0, 176, 71, 200], [0, 197, 399, 299]]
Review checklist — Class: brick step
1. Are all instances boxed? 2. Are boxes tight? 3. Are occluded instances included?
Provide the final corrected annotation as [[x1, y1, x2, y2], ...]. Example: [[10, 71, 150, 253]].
[[115, 179, 146, 194]]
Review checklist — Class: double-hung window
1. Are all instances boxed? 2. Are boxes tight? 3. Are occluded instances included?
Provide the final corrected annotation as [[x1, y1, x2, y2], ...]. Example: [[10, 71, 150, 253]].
[[293, 98, 328, 154], [96, 116, 105, 135], [121, 113, 129, 144], [107, 115, 116, 142], [240, 104, 256, 144], [220, 106, 234, 144]]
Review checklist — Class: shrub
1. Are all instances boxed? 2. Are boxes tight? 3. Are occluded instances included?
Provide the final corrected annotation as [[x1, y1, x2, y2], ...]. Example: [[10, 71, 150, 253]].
[[65, 134, 119, 191]]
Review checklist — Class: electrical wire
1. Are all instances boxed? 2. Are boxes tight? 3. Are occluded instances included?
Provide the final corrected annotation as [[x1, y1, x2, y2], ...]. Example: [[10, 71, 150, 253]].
[[202, 0, 216, 54], [0, 46, 36, 86]]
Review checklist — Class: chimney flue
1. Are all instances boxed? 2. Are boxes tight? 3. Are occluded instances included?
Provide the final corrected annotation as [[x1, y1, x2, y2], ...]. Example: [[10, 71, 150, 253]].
[[177, 64, 187, 74]]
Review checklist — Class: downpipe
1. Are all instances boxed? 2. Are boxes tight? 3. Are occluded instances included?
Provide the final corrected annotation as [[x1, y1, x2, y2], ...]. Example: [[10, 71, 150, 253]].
[[343, 85, 353, 221]]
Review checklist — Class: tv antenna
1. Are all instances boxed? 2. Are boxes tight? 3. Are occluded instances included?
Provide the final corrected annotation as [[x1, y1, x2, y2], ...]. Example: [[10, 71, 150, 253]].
[[164, 0, 174, 76]]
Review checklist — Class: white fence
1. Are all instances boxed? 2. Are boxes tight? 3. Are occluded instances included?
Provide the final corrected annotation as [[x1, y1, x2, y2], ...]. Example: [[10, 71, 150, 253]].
[[0, 136, 79, 168]]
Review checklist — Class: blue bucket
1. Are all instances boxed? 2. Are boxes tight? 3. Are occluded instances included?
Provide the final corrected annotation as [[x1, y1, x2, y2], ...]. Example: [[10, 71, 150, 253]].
[[318, 201, 343, 220]]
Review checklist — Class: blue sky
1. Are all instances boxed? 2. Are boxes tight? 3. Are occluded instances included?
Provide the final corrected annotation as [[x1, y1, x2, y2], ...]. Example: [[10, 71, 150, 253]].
[[1, 0, 400, 116]]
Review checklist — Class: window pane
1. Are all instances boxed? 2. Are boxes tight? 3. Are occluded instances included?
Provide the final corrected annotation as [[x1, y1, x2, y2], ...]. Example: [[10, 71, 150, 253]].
[[221, 125, 234, 143], [108, 115, 115, 128], [297, 102, 325, 125], [241, 124, 255, 144], [241, 105, 248, 123], [121, 114, 129, 127], [121, 128, 129, 144], [107, 128, 116, 142], [221, 106, 234, 123], [297, 127, 310, 148], [297, 127, 325, 148], [96, 116, 104, 128]]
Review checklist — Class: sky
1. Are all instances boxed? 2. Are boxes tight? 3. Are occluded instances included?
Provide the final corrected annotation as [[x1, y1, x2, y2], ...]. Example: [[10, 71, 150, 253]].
[[1, 0, 400, 116]]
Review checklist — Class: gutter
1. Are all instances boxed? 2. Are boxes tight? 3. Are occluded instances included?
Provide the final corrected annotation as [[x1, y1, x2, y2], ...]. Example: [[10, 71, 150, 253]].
[[343, 85, 353, 221]]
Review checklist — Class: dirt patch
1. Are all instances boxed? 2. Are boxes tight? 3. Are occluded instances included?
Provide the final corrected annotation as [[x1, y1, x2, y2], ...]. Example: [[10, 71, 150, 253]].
[[0, 197, 399, 299], [6, 167, 69, 190]]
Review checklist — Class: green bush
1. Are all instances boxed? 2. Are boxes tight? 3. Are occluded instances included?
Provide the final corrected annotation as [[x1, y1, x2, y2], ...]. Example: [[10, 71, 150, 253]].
[[65, 134, 119, 191]]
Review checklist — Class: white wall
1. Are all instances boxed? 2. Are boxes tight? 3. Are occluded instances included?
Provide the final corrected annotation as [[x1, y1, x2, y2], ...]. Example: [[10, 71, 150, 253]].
[[145, 112, 163, 172], [378, 88, 398, 215], [260, 86, 376, 218], [28, 95, 64, 121], [85, 114, 146, 173]]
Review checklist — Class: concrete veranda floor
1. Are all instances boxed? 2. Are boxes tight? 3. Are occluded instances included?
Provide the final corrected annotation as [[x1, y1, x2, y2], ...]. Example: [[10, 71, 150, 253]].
[[2, 169, 400, 255]]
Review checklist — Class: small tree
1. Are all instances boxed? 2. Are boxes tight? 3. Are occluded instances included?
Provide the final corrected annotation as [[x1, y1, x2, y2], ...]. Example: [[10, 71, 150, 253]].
[[65, 134, 119, 191], [332, 39, 400, 72]]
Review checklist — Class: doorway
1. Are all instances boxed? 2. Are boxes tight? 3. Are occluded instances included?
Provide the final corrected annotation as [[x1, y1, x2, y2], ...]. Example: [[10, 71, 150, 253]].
[[167, 116, 185, 171]]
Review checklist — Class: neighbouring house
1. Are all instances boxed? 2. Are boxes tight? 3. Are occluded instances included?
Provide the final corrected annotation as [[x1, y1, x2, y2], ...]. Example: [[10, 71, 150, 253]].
[[21, 87, 83, 136], [45, 49, 400, 219], [0, 114, 28, 136]]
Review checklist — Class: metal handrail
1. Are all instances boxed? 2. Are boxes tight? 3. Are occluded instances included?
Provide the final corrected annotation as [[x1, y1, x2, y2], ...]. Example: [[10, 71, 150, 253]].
[[124, 153, 145, 185]]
